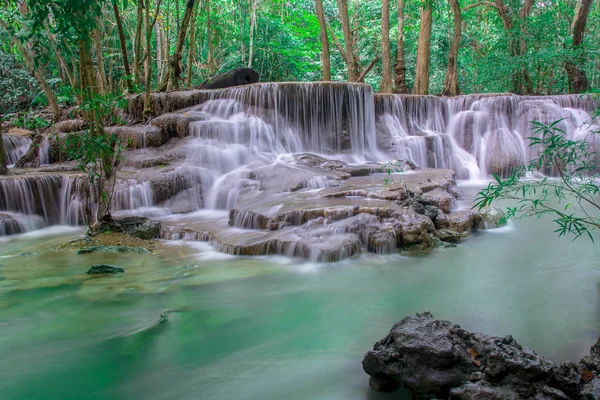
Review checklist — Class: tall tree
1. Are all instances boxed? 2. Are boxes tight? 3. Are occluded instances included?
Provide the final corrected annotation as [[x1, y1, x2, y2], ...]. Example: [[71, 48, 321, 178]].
[[414, 2, 433, 95], [133, 0, 144, 85], [0, 130, 7, 176], [565, 0, 593, 93], [442, 0, 462, 96], [315, 0, 332, 81], [394, 0, 408, 93], [186, 0, 200, 87], [112, 0, 133, 92], [336, 0, 359, 81], [380, 0, 393, 93], [248, 0, 259, 68], [144, 0, 153, 116]]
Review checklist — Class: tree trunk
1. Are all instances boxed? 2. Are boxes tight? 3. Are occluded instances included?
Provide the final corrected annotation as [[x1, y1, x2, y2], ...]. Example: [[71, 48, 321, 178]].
[[143, 0, 152, 117], [93, 27, 109, 95], [207, 0, 216, 75], [170, 0, 196, 89], [442, 0, 462, 96], [380, 0, 393, 93], [315, 0, 332, 81], [0, 20, 62, 121], [113, 0, 133, 92], [14, 42, 61, 120], [157, 0, 195, 91], [0, 131, 7, 176], [336, 0, 358, 81], [394, 0, 408, 93], [134, 0, 144, 85], [414, 4, 433, 95], [566, 0, 593, 93], [248, 0, 259, 68], [186, 0, 199, 87]]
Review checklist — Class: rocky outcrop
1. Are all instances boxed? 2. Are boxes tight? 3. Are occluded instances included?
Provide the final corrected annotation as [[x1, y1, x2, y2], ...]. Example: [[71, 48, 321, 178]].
[[91, 216, 161, 240], [363, 312, 599, 400]]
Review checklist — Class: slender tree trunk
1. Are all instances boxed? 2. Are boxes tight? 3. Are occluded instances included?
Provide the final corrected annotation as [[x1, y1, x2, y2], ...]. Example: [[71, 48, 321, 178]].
[[207, 0, 216, 75], [134, 0, 144, 85], [113, 0, 133, 92], [414, 3, 433, 95], [0, 130, 8, 175], [93, 27, 109, 95], [144, 0, 152, 117], [15, 42, 62, 120], [0, 20, 61, 121], [394, 0, 408, 93], [248, 0, 259, 68], [442, 0, 462, 96], [566, 0, 593, 93], [186, 1, 199, 87], [380, 0, 393, 93], [336, 0, 358, 81], [315, 0, 332, 81], [157, 0, 196, 90]]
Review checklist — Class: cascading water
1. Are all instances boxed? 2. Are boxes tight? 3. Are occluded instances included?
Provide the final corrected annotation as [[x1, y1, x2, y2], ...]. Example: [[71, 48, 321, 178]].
[[376, 94, 599, 179], [176, 82, 378, 211], [1, 83, 598, 238], [3, 133, 31, 166]]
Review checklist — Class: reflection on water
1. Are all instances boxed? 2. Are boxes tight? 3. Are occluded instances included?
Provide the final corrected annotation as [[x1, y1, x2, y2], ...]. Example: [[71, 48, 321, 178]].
[[0, 193, 599, 400]]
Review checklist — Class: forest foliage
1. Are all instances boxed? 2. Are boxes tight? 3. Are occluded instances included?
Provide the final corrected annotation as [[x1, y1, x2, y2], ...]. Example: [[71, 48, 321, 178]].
[[0, 0, 598, 116]]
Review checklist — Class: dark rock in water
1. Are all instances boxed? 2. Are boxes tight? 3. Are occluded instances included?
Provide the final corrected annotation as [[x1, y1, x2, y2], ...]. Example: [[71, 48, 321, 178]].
[[78, 246, 150, 254], [435, 210, 481, 236], [435, 228, 462, 244], [362, 312, 590, 400], [91, 216, 161, 240], [86, 264, 125, 274], [198, 68, 260, 90], [118, 217, 162, 240]]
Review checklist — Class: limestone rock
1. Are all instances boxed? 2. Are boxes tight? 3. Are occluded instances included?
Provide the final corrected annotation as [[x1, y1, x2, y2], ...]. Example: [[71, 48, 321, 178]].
[[477, 206, 507, 229], [362, 312, 578, 400]]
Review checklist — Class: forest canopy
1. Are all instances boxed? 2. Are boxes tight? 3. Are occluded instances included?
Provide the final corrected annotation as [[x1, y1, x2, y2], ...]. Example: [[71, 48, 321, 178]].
[[0, 0, 598, 115]]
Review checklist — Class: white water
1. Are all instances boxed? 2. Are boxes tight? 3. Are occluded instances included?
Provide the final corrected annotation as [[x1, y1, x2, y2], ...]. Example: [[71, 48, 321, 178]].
[[376, 94, 599, 179], [1, 84, 598, 237]]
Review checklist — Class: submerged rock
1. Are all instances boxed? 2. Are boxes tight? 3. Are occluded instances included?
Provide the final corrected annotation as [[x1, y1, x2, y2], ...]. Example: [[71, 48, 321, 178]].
[[78, 246, 150, 254], [362, 312, 595, 400], [86, 265, 125, 274]]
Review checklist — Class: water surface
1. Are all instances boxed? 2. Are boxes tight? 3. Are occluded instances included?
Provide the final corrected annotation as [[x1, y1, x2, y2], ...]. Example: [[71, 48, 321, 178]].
[[0, 189, 598, 400]]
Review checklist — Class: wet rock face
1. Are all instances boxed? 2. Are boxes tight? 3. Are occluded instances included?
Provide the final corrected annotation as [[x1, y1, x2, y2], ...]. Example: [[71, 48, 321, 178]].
[[362, 313, 598, 400], [477, 206, 506, 229], [91, 216, 161, 240]]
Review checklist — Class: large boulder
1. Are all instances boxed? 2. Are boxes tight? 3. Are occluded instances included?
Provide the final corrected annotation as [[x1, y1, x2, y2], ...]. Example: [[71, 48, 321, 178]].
[[362, 312, 582, 400], [477, 206, 507, 229], [393, 210, 435, 247], [198, 68, 260, 90]]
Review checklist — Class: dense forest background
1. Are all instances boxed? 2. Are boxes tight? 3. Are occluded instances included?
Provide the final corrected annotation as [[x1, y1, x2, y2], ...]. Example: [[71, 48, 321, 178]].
[[1, 0, 598, 116]]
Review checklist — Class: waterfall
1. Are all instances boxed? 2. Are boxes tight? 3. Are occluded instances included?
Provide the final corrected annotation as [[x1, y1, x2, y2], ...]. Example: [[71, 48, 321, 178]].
[[3, 133, 31, 166], [376, 94, 599, 179], [1, 83, 598, 237], [174, 82, 378, 211]]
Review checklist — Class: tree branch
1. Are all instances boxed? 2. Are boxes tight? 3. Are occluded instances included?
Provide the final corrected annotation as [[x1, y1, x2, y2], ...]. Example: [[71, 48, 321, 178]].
[[357, 55, 380, 82], [326, 19, 348, 64]]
